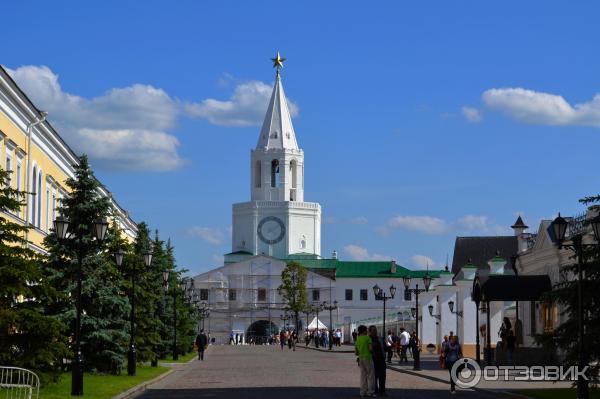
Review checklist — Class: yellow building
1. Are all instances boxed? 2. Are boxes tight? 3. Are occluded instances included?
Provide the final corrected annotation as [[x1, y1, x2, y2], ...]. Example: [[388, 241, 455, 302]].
[[0, 65, 137, 250]]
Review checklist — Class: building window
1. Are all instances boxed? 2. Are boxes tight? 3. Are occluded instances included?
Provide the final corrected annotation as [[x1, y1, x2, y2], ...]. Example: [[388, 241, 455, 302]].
[[31, 166, 37, 226], [542, 301, 556, 333], [51, 192, 56, 223], [290, 160, 297, 188], [228, 289, 236, 301], [404, 289, 412, 301], [45, 188, 50, 232], [200, 289, 209, 301], [360, 289, 368, 301], [271, 159, 280, 187], [345, 289, 353, 301], [255, 160, 261, 188], [37, 170, 42, 228], [312, 289, 320, 301], [257, 288, 266, 301], [4, 154, 12, 187]]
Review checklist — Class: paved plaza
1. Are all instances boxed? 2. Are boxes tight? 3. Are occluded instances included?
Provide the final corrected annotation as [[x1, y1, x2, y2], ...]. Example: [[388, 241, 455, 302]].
[[140, 345, 513, 399]]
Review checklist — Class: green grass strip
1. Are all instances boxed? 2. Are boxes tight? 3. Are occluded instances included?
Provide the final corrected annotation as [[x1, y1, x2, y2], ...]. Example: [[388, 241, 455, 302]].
[[40, 365, 169, 399]]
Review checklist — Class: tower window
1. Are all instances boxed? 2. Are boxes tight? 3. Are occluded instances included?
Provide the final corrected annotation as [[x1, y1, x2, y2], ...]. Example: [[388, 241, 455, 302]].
[[255, 160, 261, 188], [257, 288, 266, 301], [290, 160, 297, 189], [271, 159, 280, 188], [229, 289, 237, 301]]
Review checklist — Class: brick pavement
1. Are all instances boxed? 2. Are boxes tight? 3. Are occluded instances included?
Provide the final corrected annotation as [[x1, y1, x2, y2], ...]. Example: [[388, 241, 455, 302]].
[[139, 345, 512, 398]]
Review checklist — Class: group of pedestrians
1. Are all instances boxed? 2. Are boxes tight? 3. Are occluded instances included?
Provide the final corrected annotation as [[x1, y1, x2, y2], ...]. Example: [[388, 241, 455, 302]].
[[383, 328, 415, 364], [304, 328, 342, 349]]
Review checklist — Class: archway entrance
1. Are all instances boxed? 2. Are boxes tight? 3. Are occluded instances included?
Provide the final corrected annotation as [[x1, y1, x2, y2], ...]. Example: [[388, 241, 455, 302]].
[[247, 320, 278, 344]]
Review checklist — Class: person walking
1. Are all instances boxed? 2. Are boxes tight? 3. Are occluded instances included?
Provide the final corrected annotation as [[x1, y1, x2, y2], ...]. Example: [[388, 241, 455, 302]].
[[409, 331, 420, 363], [352, 329, 358, 343], [195, 329, 208, 361], [280, 330, 286, 350], [440, 335, 449, 369], [506, 329, 516, 365], [399, 328, 410, 363], [369, 325, 387, 396], [385, 330, 394, 363], [355, 325, 375, 397], [444, 335, 463, 394]]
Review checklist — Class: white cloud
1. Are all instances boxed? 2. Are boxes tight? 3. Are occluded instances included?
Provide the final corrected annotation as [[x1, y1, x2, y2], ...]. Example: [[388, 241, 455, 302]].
[[409, 255, 436, 270], [343, 245, 390, 261], [462, 106, 482, 123], [7, 65, 184, 171], [185, 80, 299, 126], [483, 87, 600, 126], [379, 215, 448, 235], [187, 227, 225, 245], [379, 214, 508, 235], [349, 216, 369, 225]]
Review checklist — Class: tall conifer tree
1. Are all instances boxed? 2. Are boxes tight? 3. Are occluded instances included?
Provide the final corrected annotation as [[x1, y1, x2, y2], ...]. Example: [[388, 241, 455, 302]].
[[0, 167, 67, 380], [44, 155, 129, 373]]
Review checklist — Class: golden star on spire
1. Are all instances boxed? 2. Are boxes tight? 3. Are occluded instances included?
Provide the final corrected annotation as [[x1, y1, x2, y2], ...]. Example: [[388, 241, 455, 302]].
[[271, 52, 286, 71]]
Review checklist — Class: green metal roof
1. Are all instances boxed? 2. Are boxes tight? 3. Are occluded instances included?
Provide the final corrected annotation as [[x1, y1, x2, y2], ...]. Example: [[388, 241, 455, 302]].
[[289, 258, 443, 278], [224, 250, 253, 256]]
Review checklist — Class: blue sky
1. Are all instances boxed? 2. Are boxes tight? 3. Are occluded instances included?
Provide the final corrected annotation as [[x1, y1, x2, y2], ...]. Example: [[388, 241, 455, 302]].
[[3, 1, 600, 275]]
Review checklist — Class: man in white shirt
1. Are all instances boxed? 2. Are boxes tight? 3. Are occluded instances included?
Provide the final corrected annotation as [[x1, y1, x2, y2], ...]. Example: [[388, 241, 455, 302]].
[[385, 330, 394, 363], [399, 327, 410, 363]]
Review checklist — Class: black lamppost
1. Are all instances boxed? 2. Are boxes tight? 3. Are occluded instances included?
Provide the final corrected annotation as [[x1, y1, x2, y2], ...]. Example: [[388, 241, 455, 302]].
[[373, 284, 396, 340], [162, 270, 184, 360], [550, 213, 600, 399], [402, 273, 432, 371], [195, 301, 210, 331], [313, 302, 324, 348], [471, 277, 482, 365], [280, 313, 291, 331], [323, 300, 338, 350], [115, 248, 153, 376], [53, 216, 108, 396]]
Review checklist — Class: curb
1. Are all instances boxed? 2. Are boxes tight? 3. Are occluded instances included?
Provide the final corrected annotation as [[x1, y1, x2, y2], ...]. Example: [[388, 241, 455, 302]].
[[112, 369, 174, 399], [297, 345, 354, 354]]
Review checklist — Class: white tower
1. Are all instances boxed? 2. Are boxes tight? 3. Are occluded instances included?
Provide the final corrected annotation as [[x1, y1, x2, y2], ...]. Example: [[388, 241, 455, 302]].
[[232, 53, 321, 259]]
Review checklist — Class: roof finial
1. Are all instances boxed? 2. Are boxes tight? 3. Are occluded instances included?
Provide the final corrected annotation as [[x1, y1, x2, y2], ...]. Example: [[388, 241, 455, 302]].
[[271, 51, 286, 78]]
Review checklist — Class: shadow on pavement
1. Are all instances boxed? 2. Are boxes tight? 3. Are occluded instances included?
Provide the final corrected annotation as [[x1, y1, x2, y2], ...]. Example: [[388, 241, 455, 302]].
[[140, 386, 499, 399]]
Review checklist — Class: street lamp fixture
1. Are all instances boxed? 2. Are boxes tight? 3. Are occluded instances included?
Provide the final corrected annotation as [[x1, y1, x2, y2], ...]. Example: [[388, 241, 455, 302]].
[[54, 215, 109, 396], [428, 304, 441, 320], [448, 300, 463, 317], [402, 272, 432, 370], [372, 284, 395, 341]]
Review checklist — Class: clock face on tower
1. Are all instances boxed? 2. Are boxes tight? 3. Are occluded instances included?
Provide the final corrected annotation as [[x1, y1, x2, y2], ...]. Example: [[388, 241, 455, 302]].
[[257, 216, 286, 244]]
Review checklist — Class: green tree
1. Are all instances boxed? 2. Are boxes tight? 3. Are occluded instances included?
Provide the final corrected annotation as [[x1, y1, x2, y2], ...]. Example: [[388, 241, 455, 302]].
[[129, 222, 162, 363], [278, 261, 308, 332], [536, 194, 600, 384], [0, 167, 68, 381], [44, 155, 129, 374]]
